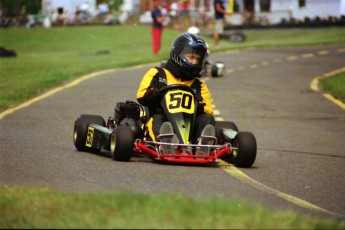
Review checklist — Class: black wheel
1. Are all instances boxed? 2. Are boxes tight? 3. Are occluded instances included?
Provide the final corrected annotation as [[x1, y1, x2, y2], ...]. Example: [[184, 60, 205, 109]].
[[231, 132, 257, 168], [211, 64, 218, 77], [73, 114, 105, 152], [110, 126, 134, 161], [216, 121, 239, 144]]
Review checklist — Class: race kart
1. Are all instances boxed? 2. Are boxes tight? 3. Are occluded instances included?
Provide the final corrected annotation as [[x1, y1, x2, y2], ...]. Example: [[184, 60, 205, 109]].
[[73, 84, 256, 167], [205, 30, 246, 44], [221, 31, 246, 43], [160, 59, 225, 78]]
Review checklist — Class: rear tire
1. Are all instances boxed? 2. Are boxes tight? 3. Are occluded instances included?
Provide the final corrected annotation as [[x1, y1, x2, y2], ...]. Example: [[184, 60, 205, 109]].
[[211, 64, 218, 77], [211, 62, 225, 77], [231, 132, 257, 168], [73, 114, 105, 152], [110, 126, 134, 161]]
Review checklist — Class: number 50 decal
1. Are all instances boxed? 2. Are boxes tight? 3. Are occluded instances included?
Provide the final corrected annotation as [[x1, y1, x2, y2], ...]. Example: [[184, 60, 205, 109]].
[[165, 90, 195, 114]]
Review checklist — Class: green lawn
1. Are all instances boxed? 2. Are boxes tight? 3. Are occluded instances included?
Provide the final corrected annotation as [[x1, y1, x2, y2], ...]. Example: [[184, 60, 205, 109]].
[[0, 25, 176, 111], [320, 71, 345, 102], [1, 186, 344, 229]]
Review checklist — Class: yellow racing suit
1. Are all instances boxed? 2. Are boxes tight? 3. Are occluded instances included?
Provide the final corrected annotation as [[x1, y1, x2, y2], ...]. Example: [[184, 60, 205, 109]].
[[136, 67, 214, 142]]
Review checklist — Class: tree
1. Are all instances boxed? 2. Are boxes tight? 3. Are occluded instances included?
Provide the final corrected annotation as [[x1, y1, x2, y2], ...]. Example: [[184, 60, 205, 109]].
[[97, 0, 124, 11], [0, 0, 41, 17]]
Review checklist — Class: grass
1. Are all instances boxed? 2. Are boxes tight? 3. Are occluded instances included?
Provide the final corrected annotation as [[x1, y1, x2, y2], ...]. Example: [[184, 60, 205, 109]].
[[320, 71, 345, 102], [1, 186, 344, 229], [0, 25, 345, 111], [240, 27, 345, 47], [0, 25, 175, 111]]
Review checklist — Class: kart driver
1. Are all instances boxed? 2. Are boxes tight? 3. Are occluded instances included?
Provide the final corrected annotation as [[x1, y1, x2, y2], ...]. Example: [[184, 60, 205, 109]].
[[136, 33, 216, 154], [187, 26, 210, 75]]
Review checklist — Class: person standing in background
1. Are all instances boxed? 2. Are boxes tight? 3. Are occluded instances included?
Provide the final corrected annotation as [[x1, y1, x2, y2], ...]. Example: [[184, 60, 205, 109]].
[[213, 0, 232, 49], [151, 0, 167, 55]]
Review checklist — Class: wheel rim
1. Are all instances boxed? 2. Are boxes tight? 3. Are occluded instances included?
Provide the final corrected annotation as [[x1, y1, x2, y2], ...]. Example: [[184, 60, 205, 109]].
[[73, 124, 78, 144], [110, 133, 116, 156], [232, 139, 239, 159]]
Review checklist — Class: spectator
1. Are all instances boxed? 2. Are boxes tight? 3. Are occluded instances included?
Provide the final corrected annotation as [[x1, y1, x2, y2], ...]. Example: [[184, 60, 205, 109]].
[[170, 1, 178, 27], [213, 0, 232, 48], [56, 7, 65, 25], [26, 14, 35, 28], [97, 1, 109, 18], [80, 1, 90, 21], [161, 1, 170, 27], [151, 0, 167, 55]]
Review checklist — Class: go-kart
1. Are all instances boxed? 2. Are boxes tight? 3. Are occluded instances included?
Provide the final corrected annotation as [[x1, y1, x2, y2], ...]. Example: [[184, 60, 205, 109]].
[[221, 31, 246, 43], [160, 59, 225, 78], [206, 30, 246, 43], [73, 84, 256, 167]]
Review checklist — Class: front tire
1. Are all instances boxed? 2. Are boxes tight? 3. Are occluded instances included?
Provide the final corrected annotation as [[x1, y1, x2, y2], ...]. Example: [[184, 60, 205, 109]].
[[110, 126, 134, 161], [216, 121, 239, 144], [73, 114, 105, 152], [231, 132, 257, 168]]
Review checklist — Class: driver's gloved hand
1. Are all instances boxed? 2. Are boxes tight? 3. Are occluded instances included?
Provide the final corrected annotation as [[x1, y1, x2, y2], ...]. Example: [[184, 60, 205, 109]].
[[195, 94, 205, 114], [143, 87, 160, 104], [195, 94, 203, 102], [196, 102, 205, 114]]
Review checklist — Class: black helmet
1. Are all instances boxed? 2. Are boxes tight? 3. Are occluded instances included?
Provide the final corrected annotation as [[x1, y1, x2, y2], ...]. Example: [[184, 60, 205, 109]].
[[170, 33, 207, 80]]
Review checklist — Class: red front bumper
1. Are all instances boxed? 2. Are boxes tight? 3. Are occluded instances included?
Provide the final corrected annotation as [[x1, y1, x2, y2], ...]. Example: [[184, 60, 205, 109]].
[[135, 141, 231, 164]]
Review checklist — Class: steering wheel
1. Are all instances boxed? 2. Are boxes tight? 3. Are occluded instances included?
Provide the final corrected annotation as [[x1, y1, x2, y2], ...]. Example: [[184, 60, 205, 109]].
[[159, 84, 197, 97]]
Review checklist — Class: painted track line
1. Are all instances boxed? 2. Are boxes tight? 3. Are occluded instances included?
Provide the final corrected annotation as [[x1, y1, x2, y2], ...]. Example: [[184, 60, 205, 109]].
[[0, 63, 152, 120], [218, 160, 344, 218], [310, 67, 345, 110], [0, 69, 116, 119]]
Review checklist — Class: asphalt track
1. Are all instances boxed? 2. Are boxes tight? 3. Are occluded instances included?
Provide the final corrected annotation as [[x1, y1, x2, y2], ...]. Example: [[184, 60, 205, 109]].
[[1, 44, 344, 220]]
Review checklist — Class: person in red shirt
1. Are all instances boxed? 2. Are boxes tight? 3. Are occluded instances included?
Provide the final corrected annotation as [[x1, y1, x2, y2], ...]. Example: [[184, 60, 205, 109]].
[[151, 0, 167, 55]]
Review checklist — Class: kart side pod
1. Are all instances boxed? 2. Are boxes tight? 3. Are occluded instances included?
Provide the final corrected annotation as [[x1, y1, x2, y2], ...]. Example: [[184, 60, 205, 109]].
[[84, 124, 112, 151], [81, 118, 142, 152]]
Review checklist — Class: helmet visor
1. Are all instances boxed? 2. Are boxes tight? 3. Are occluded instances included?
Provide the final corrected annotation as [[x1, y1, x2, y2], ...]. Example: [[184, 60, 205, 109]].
[[179, 46, 206, 68]]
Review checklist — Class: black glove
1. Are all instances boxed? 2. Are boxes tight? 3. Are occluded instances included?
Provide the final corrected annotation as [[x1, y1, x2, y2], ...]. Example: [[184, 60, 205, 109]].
[[195, 94, 205, 114], [195, 94, 203, 102], [143, 87, 161, 104]]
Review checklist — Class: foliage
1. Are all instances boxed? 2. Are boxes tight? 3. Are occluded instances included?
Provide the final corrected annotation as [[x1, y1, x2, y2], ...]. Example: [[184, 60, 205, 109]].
[[97, 0, 124, 11], [0, 0, 41, 16]]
